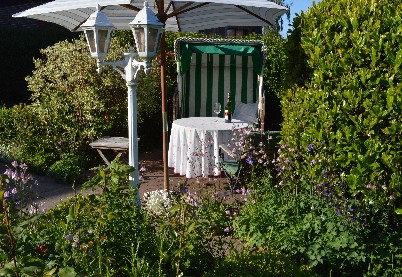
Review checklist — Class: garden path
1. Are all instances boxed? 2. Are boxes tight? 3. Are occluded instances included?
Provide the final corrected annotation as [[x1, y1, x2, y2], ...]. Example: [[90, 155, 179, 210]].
[[0, 148, 240, 212]]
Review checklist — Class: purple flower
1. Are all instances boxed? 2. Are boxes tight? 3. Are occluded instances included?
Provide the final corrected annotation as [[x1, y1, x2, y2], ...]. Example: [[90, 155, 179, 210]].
[[19, 163, 28, 170], [11, 161, 18, 168], [246, 154, 254, 165], [307, 144, 315, 153], [11, 188, 17, 194], [223, 227, 230, 233], [366, 183, 376, 190], [382, 184, 387, 191], [65, 234, 74, 241], [3, 191, 9, 199], [11, 171, 18, 181], [241, 186, 247, 195], [276, 165, 285, 173], [4, 168, 12, 178]]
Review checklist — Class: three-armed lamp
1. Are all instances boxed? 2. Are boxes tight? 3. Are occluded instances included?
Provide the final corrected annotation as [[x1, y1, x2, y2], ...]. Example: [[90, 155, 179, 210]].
[[81, 1, 164, 191]]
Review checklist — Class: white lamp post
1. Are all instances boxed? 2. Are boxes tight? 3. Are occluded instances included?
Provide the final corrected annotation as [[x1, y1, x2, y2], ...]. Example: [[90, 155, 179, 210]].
[[81, 2, 164, 191]]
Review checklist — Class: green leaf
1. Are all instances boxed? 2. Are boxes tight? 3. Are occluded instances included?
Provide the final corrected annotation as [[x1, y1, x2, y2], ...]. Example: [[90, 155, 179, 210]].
[[44, 267, 58, 276], [387, 94, 394, 111], [69, 204, 75, 218], [185, 222, 196, 235], [21, 265, 43, 275], [395, 208, 402, 215], [107, 212, 115, 221], [394, 48, 402, 70], [58, 267, 77, 277], [169, 204, 181, 214]]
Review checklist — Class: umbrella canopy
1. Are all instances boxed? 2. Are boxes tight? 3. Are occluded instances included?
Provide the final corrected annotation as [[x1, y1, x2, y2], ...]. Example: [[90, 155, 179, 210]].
[[13, 0, 288, 32]]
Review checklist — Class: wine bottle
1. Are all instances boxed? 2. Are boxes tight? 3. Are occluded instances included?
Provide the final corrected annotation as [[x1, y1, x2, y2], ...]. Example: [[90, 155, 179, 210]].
[[224, 92, 231, 123]]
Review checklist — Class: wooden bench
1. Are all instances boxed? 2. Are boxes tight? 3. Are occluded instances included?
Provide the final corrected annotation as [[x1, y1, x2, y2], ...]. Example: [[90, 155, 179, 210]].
[[89, 137, 130, 165]]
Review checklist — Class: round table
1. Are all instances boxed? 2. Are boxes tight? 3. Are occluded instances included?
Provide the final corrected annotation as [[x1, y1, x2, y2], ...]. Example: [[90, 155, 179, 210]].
[[168, 117, 248, 178]]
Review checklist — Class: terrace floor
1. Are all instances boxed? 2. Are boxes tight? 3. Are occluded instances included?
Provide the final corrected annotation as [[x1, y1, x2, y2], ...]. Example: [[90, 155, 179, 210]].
[[0, 148, 246, 212]]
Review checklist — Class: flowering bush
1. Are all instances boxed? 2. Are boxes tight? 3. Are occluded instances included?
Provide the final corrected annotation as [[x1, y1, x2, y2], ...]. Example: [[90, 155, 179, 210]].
[[224, 126, 280, 185], [1, 161, 38, 216], [0, 161, 44, 276]]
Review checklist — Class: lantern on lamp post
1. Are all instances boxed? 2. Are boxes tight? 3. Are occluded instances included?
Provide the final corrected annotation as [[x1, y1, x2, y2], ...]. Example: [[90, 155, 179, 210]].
[[129, 1, 164, 72], [81, 1, 164, 191], [81, 5, 114, 73]]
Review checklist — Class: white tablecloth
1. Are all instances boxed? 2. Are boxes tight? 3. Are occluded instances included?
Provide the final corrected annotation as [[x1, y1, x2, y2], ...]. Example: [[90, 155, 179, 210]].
[[168, 117, 248, 178]]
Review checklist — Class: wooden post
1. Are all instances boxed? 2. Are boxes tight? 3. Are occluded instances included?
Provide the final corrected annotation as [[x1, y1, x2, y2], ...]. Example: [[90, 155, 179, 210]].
[[158, 0, 169, 191]]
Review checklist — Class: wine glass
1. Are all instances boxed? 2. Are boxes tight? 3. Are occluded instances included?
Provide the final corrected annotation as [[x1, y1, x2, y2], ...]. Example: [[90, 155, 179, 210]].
[[213, 102, 221, 117]]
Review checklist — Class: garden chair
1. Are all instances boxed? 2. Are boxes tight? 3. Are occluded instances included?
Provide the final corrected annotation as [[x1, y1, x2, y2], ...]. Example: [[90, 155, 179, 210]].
[[219, 130, 280, 193], [173, 37, 267, 127]]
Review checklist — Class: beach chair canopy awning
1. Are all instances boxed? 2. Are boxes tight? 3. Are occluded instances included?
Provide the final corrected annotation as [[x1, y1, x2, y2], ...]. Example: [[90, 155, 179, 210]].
[[175, 38, 266, 119]]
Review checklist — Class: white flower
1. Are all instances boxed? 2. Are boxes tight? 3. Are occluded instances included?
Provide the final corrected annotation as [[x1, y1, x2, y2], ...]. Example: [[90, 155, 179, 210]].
[[143, 189, 172, 216]]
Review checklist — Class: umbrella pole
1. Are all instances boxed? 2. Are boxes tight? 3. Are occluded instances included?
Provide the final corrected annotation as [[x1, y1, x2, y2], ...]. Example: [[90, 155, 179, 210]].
[[158, 0, 169, 192], [160, 32, 170, 192]]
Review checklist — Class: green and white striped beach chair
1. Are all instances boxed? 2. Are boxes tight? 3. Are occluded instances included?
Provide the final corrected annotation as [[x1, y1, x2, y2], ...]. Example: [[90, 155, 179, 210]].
[[174, 38, 267, 126]]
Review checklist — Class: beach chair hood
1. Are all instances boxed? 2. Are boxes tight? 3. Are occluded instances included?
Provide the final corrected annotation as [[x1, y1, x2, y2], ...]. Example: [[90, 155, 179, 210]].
[[174, 38, 266, 125]]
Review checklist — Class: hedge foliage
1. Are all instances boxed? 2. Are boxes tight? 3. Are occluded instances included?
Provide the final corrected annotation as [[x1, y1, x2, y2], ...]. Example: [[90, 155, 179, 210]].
[[280, 0, 401, 213]]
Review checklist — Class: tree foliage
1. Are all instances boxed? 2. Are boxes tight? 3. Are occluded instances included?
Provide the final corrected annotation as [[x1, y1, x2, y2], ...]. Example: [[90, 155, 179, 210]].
[[280, 0, 402, 214]]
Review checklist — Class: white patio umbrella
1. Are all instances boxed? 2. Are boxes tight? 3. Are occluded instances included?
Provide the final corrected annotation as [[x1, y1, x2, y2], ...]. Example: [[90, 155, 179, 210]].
[[13, 0, 287, 32], [13, 0, 287, 191]]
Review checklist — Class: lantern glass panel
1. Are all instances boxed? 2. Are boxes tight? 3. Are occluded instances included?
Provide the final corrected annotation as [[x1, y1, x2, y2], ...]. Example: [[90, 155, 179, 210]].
[[147, 28, 158, 53], [85, 30, 96, 53], [134, 27, 145, 52], [97, 29, 109, 53]]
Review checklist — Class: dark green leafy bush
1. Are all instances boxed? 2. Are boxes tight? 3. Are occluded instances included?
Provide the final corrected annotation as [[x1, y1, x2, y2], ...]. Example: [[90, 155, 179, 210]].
[[48, 153, 88, 182], [280, 0, 401, 214], [234, 171, 402, 276]]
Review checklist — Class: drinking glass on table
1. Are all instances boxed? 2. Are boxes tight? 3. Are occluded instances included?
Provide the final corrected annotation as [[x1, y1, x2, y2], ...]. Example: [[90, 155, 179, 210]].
[[213, 102, 221, 117]]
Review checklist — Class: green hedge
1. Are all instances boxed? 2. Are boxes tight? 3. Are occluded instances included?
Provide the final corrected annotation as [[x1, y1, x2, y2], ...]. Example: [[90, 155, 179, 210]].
[[280, 0, 401, 213]]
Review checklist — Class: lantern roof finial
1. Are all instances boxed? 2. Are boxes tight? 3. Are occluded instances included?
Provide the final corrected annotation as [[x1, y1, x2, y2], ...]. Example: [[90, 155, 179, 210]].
[[81, 5, 114, 29], [130, 0, 163, 26]]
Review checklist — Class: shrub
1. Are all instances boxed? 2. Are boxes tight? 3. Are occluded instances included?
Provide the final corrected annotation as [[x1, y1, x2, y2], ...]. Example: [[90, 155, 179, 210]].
[[48, 153, 88, 182], [234, 171, 402, 276], [280, 0, 401, 215]]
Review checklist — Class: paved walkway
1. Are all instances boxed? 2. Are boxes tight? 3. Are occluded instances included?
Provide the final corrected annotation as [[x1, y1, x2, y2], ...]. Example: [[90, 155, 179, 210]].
[[1, 149, 235, 212]]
